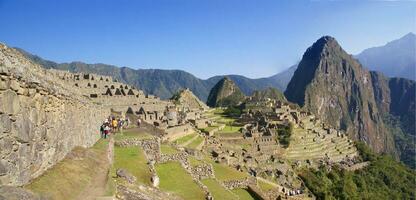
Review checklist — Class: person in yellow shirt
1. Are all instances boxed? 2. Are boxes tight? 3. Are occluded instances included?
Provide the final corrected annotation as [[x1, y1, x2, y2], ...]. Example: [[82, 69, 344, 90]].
[[112, 119, 118, 132]]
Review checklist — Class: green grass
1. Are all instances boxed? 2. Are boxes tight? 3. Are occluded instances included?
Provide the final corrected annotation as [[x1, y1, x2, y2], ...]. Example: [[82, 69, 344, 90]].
[[187, 136, 204, 149], [231, 189, 257, 200], [26, 139, 109, 200], [219, 125, 241, 133], [160, 144, 179, 155], [201, 179, 237, 200], [207, 160, 248, 181], [188, 156, 204, 167], [114, 130, 153, 141], [201, 126, 219, 133], [174, 133, 197, 145], [257, 180, 276, 192], [112, 146, 152, 185], [155, 162, 205, 200]]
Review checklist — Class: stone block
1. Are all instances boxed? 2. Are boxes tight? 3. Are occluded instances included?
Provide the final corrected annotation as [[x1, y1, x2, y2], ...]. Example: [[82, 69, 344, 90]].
[[0, 78, 9, 91], [0, 90, 20, 115], [9, 79, 20, 92], [0, 114, 11, 133]]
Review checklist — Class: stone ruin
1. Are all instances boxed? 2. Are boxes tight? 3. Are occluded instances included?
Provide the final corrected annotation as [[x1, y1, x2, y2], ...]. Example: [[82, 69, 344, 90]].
[[0, 43, 110, 186]]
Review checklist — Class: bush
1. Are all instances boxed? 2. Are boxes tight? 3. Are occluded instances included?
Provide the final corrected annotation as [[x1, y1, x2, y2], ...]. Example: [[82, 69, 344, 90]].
[[223, 106, 242, 117], [277, 123, 293, 147], [299, 143, 416, 200]]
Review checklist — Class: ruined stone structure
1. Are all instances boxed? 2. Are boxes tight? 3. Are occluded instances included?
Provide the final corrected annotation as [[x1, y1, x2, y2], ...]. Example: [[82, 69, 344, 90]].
[[0, 44, 110, 186]]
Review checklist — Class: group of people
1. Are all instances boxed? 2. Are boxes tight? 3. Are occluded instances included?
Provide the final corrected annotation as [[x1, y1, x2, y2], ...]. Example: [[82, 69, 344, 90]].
[[99, 116, 130, 139]]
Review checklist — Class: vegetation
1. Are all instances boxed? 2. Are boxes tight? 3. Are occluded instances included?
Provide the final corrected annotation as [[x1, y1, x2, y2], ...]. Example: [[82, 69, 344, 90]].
[[155, 162, 205, 199], [299, 142, 416, 200], [187, 136, 204, 149], [383, 114, 415, 169], [207, 160, 248, 181], [231, 188, 259, 200], [201, 179, 237, 200], [277, 123, 293, 147], [112, 146, 152, 185], [223, 106, 242, 117], [25, 139, 109, 200], [160, 144, 179, 155], [257, 180, 276, 192], [114, 130, 153, 141], [174, 133, 197, 145]]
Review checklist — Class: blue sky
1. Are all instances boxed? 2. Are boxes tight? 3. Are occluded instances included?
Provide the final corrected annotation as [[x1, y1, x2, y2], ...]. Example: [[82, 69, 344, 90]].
[[0, 0, 415, 79]]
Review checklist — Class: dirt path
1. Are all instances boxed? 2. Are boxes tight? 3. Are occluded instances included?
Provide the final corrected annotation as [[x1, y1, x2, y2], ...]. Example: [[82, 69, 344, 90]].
[[77, 138, 114, 200]]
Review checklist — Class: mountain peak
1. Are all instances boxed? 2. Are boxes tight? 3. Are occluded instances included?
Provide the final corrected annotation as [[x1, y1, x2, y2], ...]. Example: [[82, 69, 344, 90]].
[[402, 32, 416, 40], [206, 77, 245, 107]]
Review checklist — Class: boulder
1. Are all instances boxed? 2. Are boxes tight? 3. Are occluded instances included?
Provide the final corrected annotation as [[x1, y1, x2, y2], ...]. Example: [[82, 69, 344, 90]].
[[116, 168, 137, 184], [151, 174, 159, 187]]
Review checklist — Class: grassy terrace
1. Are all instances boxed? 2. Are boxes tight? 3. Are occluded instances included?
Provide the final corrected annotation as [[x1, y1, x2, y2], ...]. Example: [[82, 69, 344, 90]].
[[174, 133, 196, 145], [200, 125, 219, 133], [207, 160, 248, 181], [201, 179, 237, 200], [114, 130, 153, 141], [155, 162, 205, 199], [26, 139, 109, 200], [257, 180, 277, 192], [188, 156, 204, 167], [232, 188, 258, 200], [187, 136, 204, 149], [160, 144, 179, 155], [112, 146, 152, 185]]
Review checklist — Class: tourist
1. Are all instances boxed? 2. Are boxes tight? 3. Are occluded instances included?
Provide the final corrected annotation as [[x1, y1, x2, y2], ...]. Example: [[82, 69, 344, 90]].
[[137, 118, 142, 127], [125, 117, 130, 127], [100, 122, 105, 138], [112, 118, 118, 132], [103, 124, 110, 139]]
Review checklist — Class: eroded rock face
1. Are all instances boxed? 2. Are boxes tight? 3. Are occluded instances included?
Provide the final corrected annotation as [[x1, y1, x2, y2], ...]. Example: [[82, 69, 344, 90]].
[[0, 43, 110, 186], [285, 36, 394, 154]]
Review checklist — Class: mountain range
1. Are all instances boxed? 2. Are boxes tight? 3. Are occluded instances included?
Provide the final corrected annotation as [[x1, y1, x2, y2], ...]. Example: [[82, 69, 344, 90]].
[[356, 32, 416, 80], [15, 47, 295, 101]]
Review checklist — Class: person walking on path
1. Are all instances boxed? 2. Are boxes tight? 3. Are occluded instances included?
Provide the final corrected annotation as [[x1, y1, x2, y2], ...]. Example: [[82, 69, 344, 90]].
[[103, 124, 110, 139], [100, 123, 105, 138]]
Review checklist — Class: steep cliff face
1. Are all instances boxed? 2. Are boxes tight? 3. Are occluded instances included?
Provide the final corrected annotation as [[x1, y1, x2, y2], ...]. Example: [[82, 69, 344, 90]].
[[285, 36, 394, 154], [206, 77, 245, 107], [370, 72, 415, 167], [0, 44, 110, 186]]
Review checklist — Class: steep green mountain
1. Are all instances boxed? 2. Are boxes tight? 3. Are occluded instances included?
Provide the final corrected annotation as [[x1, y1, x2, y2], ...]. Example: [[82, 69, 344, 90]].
[[285, 36, 394, 155], [15, 47, 292, 100], [356, 32, 416, 80], [370, 71, 415, 168], [249, 87, 286, 102], [206, 77, 246, 107]]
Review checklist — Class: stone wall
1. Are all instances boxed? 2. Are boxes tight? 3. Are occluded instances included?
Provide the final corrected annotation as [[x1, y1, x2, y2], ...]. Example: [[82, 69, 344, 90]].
[[0, 43, 110, 186]]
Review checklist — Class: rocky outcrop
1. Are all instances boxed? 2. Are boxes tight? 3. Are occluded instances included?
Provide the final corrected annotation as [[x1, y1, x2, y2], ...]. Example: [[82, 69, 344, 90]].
[[206, 77, 246, 107], [284, 36, 395, 154], [0, 43, 110, 186]]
